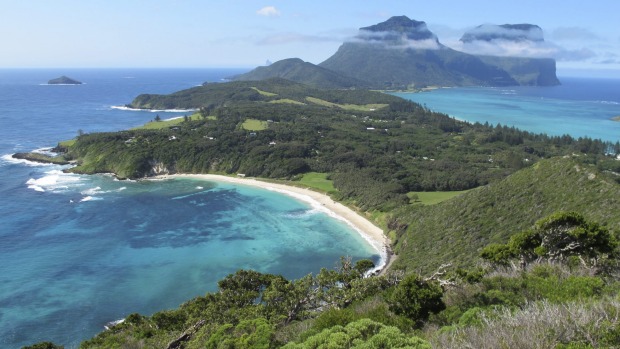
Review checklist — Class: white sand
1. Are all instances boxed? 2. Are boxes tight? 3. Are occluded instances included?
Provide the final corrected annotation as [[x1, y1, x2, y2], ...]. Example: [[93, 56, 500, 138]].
[[160, 174, 390, 273]]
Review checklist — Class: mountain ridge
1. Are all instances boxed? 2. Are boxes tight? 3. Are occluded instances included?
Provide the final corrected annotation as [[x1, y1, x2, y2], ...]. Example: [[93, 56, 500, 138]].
[[234, 16, 559, 89]]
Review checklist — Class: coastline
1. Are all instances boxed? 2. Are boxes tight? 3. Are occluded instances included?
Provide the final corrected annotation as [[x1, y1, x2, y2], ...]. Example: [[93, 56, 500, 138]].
[[156, 173, 391, 274]]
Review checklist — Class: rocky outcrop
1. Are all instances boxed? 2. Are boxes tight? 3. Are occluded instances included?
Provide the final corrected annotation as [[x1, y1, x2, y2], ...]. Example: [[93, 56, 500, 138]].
[[48, 76, 82, 85]]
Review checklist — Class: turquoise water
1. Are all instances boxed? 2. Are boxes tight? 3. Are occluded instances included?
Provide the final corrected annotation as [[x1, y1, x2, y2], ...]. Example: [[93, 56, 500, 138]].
[[392, 77, 620, 143], [0, 69, 379, 348]]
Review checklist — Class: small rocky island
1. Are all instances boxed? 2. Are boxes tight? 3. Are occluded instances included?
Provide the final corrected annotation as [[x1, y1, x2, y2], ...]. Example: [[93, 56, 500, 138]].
[[48, 76, 82, 85]]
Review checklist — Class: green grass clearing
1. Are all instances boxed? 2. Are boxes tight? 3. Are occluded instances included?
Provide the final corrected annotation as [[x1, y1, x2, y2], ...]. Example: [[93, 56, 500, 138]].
[[241, 119, 269, 131], [298, 172, 336, 193], [58, 139, 76, 147], [132, 113, 203, 130], [251, 87, 278, 97], [408, 190, 470, 205], [305, 97, 388, 111], [269, 99, 306, 105]]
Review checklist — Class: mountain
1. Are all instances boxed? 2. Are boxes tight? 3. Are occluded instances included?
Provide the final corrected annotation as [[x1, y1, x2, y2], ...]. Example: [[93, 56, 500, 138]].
[[460, 23, 560, 85], [320, 16, 557, 88], [48, 75, 82, 84], [460, 23, 545, 43], [231, 58, 370, 89], [235, 16, 559, 89]]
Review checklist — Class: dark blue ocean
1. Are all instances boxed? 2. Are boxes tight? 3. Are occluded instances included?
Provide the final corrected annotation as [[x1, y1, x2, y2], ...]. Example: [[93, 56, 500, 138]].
[[0, 69, 380, 348], [393, 77, 620, 143]]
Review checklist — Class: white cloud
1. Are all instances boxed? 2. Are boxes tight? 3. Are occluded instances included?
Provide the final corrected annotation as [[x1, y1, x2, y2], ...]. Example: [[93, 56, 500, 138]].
[[349, 30, 441, 50], [257, 6, 280, 17], [455, 39, 597, 62]]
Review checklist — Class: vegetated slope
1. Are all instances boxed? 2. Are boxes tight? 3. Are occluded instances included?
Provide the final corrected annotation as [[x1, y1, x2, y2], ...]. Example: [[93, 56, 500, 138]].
[[56, 79, 616, 212], [232, 58, 371, 89], [128, 78, 393, 110], [390, 156, 620, 274], [320, 43, 518, 89]]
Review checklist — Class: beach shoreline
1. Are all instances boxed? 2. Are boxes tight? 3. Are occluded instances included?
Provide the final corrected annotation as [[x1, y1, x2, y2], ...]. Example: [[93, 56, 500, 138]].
[[155, 173, 391, 274]]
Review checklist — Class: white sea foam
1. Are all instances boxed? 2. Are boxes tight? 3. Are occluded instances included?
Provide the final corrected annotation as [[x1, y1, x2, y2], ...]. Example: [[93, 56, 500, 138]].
[[111, 105, 197, 113], [80, 196, 103, 202], [81, 187, 102, 195], [104, 319, 125, 330], [26, 170, 83, 193], [1, 153, 55, 167]]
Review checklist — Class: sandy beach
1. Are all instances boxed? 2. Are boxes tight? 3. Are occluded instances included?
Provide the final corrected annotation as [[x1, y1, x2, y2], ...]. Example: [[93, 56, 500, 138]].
[[159, 173, 390, 273]]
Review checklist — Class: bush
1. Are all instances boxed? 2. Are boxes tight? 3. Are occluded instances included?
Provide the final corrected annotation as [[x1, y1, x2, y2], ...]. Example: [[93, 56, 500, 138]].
[[387, 274, 445, 323]]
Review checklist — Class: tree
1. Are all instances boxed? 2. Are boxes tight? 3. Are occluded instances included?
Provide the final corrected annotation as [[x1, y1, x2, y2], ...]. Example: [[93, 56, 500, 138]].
[[387, 274, 445, 323], [155, 114, 162, 122], [481, 212, 618, 269], [262, 274, 317, 325]]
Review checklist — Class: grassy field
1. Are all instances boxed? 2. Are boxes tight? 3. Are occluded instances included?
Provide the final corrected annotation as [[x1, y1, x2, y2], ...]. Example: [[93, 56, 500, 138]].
[[269, 99, 306, 105], [132, 113, 203, 130], [305, 97, 388, 111], [298, 172, 336, 193], [251, 87, 278, 97], [241, 118, 269, 131], [58, 139, 76, 147], [407, 190, 470, 205]]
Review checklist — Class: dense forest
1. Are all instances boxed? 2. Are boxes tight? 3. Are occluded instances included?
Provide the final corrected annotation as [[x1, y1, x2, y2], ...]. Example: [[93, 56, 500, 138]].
[[55, 79, 618, 214], [22, 78, 620, 348]]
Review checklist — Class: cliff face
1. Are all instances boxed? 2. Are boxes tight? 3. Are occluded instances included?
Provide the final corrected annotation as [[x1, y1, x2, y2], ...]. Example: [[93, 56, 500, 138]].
[[460, 23, 560, 86], [478, 56, 560, 86]]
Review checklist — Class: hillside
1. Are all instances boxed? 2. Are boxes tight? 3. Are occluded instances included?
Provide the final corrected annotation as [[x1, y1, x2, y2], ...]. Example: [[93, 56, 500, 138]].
[[128, 78, 390, 110], [43, 79, 615, 215], [232, 58, 371, 89], [390, 156, 620, 274], [320, 42, 518, 88]]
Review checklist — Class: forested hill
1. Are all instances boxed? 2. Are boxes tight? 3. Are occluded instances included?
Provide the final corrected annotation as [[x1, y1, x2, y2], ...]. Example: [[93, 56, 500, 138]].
[[389, 156, 620, 274], [127, 78, 392, 110], [53, 78, 617, 215]]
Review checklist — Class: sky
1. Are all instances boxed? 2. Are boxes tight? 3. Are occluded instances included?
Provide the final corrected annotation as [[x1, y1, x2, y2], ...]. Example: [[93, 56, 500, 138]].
[[1, 0, 619, 77]]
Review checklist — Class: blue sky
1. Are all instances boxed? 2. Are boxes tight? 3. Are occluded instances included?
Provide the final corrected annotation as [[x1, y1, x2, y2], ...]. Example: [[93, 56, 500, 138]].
[[1, 0, 619, 77]]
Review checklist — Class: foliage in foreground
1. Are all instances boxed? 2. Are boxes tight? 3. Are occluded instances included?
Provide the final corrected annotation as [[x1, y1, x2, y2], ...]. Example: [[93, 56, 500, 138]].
[[432, 298, 620, 349], [282, 318, 430, 349]]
